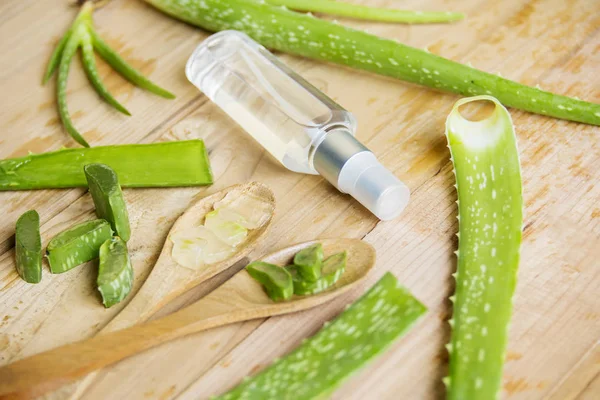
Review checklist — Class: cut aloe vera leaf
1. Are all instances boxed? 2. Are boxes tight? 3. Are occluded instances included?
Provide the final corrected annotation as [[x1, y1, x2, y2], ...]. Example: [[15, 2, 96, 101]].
[[170, 226, 234, 270], [216, 272, 426, 399], [145, 0, 600, 126], [0, 140, 212, 190], [445, 96, 523, 399], [47, 219, 113, 274], [293, 243, 323, 282], [97, 237, 134, 308], [15, 210, 43, 283], [288, 251, 346, 296], [84, 163, 131, 242], [214, 192, 274, 229], [266, 0, 464, 23], [246, 261, 293, 302], [204, 209, 248, 247]]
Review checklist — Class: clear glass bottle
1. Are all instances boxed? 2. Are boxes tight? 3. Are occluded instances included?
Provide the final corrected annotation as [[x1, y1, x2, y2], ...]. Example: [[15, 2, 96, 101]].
[[186, 31, 409, 220]]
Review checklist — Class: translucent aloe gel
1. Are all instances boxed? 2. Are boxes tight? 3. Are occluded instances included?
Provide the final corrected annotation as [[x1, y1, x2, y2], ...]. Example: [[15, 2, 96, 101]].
[[186, 31, 409, 220]]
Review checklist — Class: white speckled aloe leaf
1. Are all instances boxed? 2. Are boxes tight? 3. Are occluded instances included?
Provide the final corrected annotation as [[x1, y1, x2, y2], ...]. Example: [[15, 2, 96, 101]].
[[215, 272, 426, 400], [444, 96, 523, 399]]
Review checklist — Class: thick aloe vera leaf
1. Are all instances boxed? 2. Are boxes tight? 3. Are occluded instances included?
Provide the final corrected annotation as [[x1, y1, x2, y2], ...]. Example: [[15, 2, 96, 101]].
[[293, 243, 323, 282], [144, 0, 600, 126], [85, 163, 131, 242], [15, 210, 43, 283], [288, 251, 346, 295], [47, 219, 113, 274], [216, 272, 426, 399], [444, 96, 523, 399], [266, 0, 464, 23], [0, 140, 212, 190], [246, 261, 293, 301], [97, 237, 134, 308]]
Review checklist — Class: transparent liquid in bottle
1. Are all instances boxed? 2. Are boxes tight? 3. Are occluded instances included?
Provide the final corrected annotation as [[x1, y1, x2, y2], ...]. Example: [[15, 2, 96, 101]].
[[185, 30, 356, 174]]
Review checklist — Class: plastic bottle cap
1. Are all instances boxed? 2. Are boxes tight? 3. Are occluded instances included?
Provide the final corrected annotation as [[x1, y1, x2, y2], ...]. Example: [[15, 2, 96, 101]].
[[337, 152, 410, 220]]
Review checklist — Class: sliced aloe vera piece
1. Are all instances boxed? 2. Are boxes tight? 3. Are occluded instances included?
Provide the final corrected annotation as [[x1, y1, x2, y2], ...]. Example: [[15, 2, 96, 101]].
[[288, 251, 346, 296], [293, 243, 323, 282], [204, 209, 248, 247], [46, 219, 113, 274], [217, 272, 426, 399], [445, 96, 523, 399], [246, 261, 293, 302], [170, 226, 234, 270], [15, 210, 42, 283], [214, 192, 274, 229], [84, 163, 131, 241], [97, 237, 134, 308]]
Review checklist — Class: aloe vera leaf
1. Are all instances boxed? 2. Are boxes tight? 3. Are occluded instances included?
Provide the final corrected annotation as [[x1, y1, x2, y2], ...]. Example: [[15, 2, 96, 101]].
[[0, 140, 213, 190], [46, 219, 113, 274], [288, 251, 346, 295], [144, 0, 600, 126], [246, 261, 293, 302], [57, 24, 90, 148], [42, 28, 72, 85], [293, 243, 323, 282], [89, 29, 176, 99], [84, 163, 131, 242], [216, 272, 427, 399], [15, 210, 43, 284], [444, 96, 523, 399], [80, 30, 131, 116], [97, 237, 134, 308], [266, 0, 464, 24]]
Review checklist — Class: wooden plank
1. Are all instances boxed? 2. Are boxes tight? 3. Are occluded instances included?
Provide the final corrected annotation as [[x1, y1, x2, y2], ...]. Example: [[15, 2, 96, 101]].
[[0, 0, 598, 399]]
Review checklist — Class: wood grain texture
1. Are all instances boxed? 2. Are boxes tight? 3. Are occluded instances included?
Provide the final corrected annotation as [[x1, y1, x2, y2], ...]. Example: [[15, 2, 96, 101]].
[[0, 0, 598, 399], [0, 239, 374, 399]]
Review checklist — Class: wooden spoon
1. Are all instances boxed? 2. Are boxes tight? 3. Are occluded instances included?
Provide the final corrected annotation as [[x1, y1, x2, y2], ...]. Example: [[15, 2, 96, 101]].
[[0, 239, 375, 399], [47, 182, 275, 400]]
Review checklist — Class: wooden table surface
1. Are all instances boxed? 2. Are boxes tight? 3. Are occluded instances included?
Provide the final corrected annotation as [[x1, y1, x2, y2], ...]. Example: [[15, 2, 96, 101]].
[[1, 0, 599, 399]]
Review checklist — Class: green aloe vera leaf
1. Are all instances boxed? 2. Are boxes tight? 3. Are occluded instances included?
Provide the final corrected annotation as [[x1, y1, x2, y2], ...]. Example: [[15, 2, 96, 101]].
[[266, 0, 464, 24], [84, 163, 131, 242], [97, 237, 134, 308], [0, 140, 213, 190], [216, 272, 427, 400], [444, 96, 523, 399], [46, 219, 113, 274], [80, 30, 131, 116], [144, 0, 600, 126], [47, 2, 175, 147], [293, 243, 324, 282], [57, 23, 89, 148], [90, 29, 176, 99], [288, 251, 347, 295], [42, 28, 72, 84], [15, 210, 43, 284], [246, 261, 293, 302]]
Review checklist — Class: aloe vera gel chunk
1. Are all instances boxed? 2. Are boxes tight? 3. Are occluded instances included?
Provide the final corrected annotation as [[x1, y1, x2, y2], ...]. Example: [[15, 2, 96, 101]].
[[97, 237, 134, 308], [246, 262, 293, 302], [47, 219, 113, 273], [445, 96, 523, 399], [293, 243, 323, 282], [289, 251, 347, 295], [15, 210, 43, 283], [85, 163, 131, 241], [217, 273, 427, 399]]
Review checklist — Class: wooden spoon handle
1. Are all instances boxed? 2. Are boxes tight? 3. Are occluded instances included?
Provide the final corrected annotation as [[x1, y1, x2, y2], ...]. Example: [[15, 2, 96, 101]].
[[0, 307, 221, 399]]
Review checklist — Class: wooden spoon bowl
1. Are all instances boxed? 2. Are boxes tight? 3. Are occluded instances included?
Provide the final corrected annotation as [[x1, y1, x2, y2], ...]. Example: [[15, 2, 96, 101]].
[[107, 181, 275, 331], [0, 239, 375, 399]]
